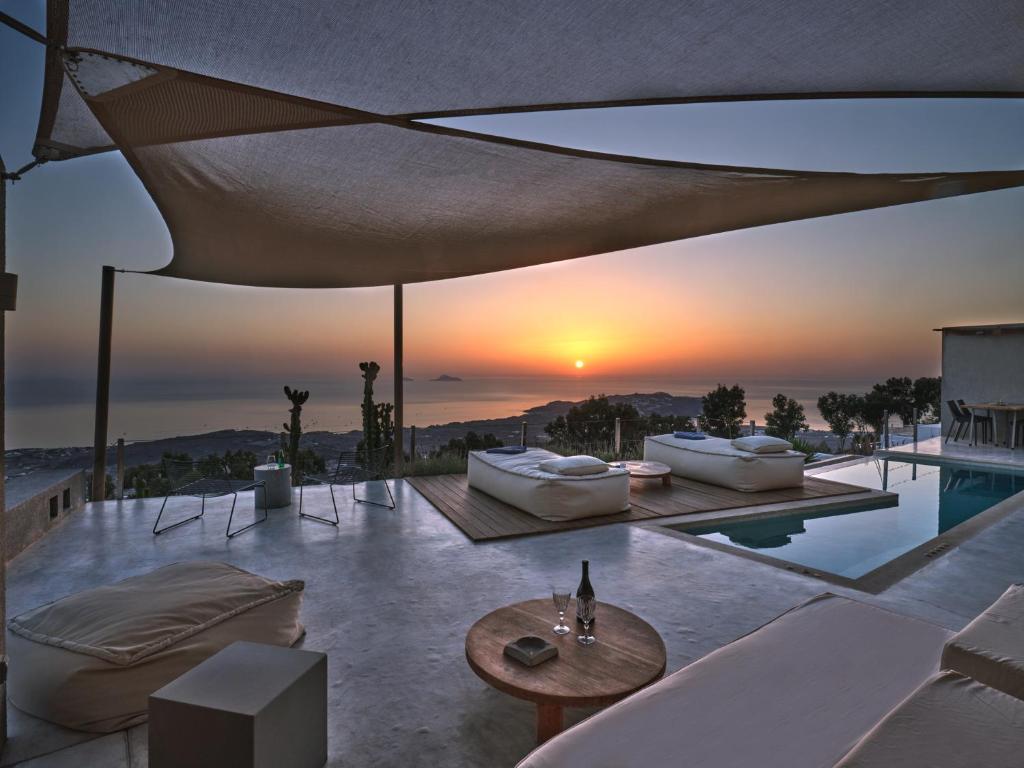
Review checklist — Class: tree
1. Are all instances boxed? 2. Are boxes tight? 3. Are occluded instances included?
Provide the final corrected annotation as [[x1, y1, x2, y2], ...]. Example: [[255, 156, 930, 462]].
[[764, 393, 808, 440], [858, 389, 890, 436], [544, 395, 640, 449], [645, 412, 696, 435], [913, 376, 942, 422], [433, 431, 503, 457], [699, 384, 747, 438], [869, 377, 916, 425], [817, 391, 858, 452]]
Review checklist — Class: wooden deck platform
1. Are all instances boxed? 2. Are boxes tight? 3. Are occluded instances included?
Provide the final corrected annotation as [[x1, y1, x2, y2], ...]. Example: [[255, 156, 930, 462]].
[[407, 473, 873, 542]]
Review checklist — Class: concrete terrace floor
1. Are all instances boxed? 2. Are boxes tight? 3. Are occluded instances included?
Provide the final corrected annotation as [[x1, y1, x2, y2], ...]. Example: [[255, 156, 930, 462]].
[[4, 465, 1024, 767]]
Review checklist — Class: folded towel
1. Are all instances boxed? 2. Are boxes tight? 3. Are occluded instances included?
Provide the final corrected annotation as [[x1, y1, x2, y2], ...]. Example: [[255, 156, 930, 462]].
[[486, 446, 529, 454], [673, 431, 706, 440]]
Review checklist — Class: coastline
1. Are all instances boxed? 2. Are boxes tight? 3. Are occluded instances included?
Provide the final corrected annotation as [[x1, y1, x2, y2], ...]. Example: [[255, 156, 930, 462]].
[[2, 391, 847, 479]]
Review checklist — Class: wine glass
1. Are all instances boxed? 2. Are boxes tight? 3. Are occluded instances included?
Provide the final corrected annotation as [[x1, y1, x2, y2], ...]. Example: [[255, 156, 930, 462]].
[[265, 454, 276, 469], [551, 589, 571, 635], [577, 595, 596, 646]]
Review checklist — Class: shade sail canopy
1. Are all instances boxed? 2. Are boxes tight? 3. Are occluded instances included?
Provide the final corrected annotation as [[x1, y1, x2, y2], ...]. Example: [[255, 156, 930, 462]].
[[31, 1, 1024, 287]]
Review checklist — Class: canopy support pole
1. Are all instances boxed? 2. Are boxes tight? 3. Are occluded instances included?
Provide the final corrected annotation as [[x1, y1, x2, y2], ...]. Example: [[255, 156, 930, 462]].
[[393, 283, 404, 477], [0, 154, 11, 749], [91, 266, 115, 501]]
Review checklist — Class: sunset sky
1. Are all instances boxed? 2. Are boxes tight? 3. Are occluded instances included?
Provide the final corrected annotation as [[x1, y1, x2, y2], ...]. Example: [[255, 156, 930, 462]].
[[2, 1, 1023, 409]]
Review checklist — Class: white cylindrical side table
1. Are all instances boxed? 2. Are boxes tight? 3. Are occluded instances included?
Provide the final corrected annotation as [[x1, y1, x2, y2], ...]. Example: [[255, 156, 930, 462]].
[[254, 464, 292, 509]]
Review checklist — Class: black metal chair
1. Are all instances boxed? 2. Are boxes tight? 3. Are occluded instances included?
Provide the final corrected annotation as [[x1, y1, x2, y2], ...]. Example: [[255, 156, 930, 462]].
[[154, 458, 268, 538], [298, 444, 396, 524], [955, 399, 993, 445]]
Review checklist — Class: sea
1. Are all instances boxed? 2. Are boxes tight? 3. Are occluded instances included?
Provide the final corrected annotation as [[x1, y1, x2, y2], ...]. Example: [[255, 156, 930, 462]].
[[5, 376, 875, 450]]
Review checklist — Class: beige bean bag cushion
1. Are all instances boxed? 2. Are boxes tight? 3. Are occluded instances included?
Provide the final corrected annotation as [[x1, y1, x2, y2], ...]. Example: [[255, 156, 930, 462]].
[[7, 561, 305, 732]]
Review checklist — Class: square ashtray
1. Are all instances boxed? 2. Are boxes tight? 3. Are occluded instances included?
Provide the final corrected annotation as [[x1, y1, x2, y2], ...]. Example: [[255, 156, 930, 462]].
[[504, 636, 558, 667]]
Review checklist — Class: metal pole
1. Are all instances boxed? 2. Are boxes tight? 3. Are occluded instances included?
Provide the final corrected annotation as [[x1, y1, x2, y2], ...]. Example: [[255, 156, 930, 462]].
[[614, 417, 621, 457], [749, 420, 756, 436], [393, 284, 404, 476], [912, 408, 919, 445], [882, 410, 890, 450], [1, 154, 10, 748], [409, 425, 416, 466], [520, 421, 527, 447], [115, 438, 126, 500], [91, 266, 115, 501]]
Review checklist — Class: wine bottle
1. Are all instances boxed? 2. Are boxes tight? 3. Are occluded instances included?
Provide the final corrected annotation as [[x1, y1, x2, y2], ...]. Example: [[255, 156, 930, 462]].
[[576, 559, 595, 624]]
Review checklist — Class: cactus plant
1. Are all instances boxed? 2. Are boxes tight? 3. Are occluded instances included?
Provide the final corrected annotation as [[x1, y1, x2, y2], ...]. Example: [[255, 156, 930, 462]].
[[358, 362, 394, 470], [282, 385, 309, 484]]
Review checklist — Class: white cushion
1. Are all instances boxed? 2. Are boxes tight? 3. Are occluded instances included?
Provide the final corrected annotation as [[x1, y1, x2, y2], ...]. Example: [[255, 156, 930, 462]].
[[731, 435, 794, 454], [941, 584, 1024, 701], [537, 455, 609, 476], [833, 671, 1024, 768]]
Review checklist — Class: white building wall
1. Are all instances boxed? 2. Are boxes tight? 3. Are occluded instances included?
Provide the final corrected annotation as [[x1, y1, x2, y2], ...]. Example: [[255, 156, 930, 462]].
[[941, 330, 1024, 436]]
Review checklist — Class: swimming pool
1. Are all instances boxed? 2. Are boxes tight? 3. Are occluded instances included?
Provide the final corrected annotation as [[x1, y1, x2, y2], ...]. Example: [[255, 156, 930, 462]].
[[675, 458, 1024, 584]]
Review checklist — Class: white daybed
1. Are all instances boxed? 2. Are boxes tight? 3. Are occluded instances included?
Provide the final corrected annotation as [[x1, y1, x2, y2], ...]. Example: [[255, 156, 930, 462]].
[[518, 594, 951, 768], [519, 587, 1024, 768], [644, 434, 805, 491], [468, 448, 630, 521]]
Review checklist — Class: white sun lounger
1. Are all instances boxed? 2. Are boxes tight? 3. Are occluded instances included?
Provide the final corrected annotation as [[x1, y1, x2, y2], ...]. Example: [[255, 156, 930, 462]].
[[644, 434, 805, 491], [468, 448, 629, 521]]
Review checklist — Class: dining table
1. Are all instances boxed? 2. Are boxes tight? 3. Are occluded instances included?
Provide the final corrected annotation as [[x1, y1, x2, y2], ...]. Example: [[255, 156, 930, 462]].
[[963, 402, 1024, 449]]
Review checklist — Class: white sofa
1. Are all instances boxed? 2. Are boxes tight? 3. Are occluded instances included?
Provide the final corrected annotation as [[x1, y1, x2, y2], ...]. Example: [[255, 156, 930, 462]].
[[468, 448, 630, 521], [517, 594, 949, 768], [518, 587, 1024, 768], [644, 434, 805, 491]]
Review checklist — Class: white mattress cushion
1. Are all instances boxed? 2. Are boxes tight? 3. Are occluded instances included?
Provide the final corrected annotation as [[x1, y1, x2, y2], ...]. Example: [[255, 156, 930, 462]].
[[941, 584, 1024, 701], [7, 561, 305, 732], [518, 594, 951, 768], [648, 434, 800, 460], [644, 435, 805, 492], [468, 449, 630, 521], [537, 455, 609, 476], [731, 435, 793, 453], [833, 671, 1024, 767]]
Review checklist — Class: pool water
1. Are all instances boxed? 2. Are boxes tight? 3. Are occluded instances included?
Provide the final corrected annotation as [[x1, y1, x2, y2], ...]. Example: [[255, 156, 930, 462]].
[[681, 459, 1024, 579]]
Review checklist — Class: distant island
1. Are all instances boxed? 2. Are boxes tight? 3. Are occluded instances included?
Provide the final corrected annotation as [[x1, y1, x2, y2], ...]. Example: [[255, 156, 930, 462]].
[[431, 374, 463, 382], [403, 377, 415, 382]]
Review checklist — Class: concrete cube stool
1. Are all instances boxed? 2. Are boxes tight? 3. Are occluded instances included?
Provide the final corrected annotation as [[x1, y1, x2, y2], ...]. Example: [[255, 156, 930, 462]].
[[942, 584, 1024, 701], [149, 641, 327, 768]]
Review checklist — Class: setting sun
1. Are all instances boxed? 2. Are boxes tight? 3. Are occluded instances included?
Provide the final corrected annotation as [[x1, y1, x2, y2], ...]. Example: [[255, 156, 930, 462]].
[[574, 359, 585, 369]]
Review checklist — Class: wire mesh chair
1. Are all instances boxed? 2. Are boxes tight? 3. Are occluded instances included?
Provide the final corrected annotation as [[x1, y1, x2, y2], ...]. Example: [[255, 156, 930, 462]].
[[153, 458, 268, 538], [298, 444, 396, 524]]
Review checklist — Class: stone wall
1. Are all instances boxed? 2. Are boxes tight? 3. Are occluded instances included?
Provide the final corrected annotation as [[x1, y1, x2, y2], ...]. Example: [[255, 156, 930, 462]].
[[4, 470, 86, 562]]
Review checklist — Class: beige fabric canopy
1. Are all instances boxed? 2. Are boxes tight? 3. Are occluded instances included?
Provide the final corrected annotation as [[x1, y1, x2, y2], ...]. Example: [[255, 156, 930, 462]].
[[32, 0, 1024, 288]]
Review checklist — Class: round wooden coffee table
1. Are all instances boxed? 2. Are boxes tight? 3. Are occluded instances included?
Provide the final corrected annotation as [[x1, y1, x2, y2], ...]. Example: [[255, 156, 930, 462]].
[[465, 598, 666, 744], [618, 460, 673, 487]]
